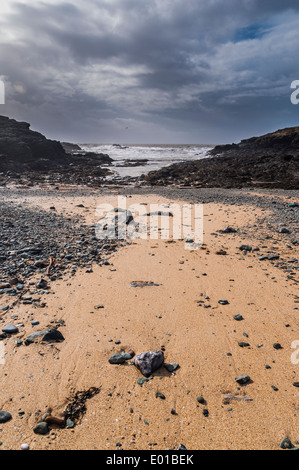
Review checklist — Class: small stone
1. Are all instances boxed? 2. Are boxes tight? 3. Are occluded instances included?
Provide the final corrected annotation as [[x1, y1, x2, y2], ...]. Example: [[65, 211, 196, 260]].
[[108, 353, 125, 365], [196, 396, 205, 404], [234, 315, 244, 321], [273, 343, 283, 350], [66, 418, 75, 429], [21, 443, 29, 450], [202, 409, 209, 417], [164, 363, 180, 373], [36, 279, 48, 289], [178, 444, 187, 450], [0, 411, 12, 423], [235, 375, 251, 385], [218, 300, 229, 305], [280, 438, 293, 450], [155, 392, 165, 400], [137, 378, 149, 386], [33, 422, 49, 435], [2, 324, 19, 335]]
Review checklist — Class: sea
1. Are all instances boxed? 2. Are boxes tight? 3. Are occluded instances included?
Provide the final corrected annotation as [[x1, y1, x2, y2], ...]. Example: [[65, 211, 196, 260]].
[[79, 143, 214, 180]]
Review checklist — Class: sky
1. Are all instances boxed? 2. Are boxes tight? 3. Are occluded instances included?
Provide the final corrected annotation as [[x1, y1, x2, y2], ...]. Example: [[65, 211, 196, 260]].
[[0, 0, 299, 144]]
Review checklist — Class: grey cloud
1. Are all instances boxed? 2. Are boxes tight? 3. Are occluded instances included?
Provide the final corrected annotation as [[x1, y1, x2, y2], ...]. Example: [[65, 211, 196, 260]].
[[0, 0, 299, 143]]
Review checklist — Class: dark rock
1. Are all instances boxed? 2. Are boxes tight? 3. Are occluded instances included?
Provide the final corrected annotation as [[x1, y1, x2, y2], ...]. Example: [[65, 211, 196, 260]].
[[108, 353, 126, 365], [273, 343, 283, 350], [280, 438, 293, 450], [2, 324, 19, 334], [164, 363, 180, 373], [33, 422, 49, 435], [133, 351, 164, 377], [234, 315, 244, 321], [25, 329, 64, 345], [36, 278, 48, 289], [143, 126, 299, 189], [0, 411, 12, 423], [235, 375, 251, 385]]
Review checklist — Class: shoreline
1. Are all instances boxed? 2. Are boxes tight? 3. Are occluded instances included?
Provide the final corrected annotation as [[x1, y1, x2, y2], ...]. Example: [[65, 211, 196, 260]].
[[0, 186, 298, 450]]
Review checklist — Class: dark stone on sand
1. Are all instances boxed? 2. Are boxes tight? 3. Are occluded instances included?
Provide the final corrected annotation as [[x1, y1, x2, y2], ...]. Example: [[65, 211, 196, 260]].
[[164, 363, 180, 373], [280, 438, 293, 450], [133, 351, 164, 377], [108, 353, 126, 365], [33, 422, 49, 435], [0, 411, 12, 423], [234, 315, 244, 321], [235, 375, 251, 385], [2, 324, 19, 334], [36, 278, 48, 289], [25, 328, 64, 345], [273, 343, 283, 350]]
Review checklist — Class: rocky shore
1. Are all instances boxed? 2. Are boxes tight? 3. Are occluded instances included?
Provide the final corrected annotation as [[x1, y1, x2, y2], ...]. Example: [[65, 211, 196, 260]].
[[143, 127, 299, 189], [0, 116, 113, 187]]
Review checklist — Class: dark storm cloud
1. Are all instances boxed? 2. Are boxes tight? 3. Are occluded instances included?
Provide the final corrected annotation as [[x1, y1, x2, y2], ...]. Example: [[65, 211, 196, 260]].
[[0, 0, 299, 143]]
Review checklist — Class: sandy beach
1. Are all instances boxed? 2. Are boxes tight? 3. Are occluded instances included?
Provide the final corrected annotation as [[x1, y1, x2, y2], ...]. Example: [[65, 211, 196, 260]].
[[0, 186, 297, 450]]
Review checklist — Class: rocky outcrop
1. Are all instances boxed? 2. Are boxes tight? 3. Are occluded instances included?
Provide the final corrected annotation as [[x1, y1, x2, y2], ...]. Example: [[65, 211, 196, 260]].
[[0, 115, 66, 169], [143, 127, 299, 189], [0, 115, 114, 186]]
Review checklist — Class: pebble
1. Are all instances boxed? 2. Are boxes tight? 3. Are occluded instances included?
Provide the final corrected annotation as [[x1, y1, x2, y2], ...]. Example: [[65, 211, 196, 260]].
[[21, 443, 30, 451], [2, 324, 19, 334], [0, 411, 12, 423], [33, 422, 49, 435], [235, 375, 251, 385], [108, 353, 126, 364]]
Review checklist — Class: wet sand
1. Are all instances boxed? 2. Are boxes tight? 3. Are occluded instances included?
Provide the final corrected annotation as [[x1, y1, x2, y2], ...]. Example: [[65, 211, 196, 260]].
[[0, 187, 298, 450]]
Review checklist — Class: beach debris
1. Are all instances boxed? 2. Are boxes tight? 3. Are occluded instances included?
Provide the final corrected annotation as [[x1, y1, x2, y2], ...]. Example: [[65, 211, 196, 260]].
[[0, 411, 12, 423], [155, 392, 166, 400], [25, 328, 64, 345], [108, 353, 126, 364], [222, 394, 253, 404], [235, 375, 251, 385], [133, 351, 164, 377], [45, 415, 65, 428], [130, 281, 161, 288], [33, 422, 49, 435], [64, 387, 100, 423], [2, 324, 19, 334]]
